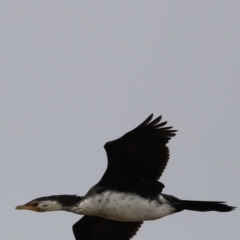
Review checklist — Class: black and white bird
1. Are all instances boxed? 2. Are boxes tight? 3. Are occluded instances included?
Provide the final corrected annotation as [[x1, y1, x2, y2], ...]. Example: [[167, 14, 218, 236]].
[[16, 114, 235, 240]]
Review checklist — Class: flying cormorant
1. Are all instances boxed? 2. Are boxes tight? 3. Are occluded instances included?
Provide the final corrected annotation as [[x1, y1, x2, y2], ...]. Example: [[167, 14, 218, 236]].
[[16, 114, 235, 240]]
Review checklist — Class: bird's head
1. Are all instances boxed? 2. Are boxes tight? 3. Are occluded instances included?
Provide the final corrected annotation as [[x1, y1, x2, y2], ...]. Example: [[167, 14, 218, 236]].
[[16, 195, 82, 212]]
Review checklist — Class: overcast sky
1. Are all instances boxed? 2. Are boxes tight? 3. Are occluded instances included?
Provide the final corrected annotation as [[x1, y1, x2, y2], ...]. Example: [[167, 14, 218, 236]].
[[1, 1, 239, 240]]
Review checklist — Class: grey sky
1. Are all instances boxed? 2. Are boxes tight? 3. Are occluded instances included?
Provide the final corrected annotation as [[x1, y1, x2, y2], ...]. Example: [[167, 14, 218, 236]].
[[1, 1, 239, 239]]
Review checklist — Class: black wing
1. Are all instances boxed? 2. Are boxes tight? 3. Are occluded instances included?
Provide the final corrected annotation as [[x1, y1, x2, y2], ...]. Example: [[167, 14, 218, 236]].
[[100, 114, 176, 183], [73, 216, 143, 240]]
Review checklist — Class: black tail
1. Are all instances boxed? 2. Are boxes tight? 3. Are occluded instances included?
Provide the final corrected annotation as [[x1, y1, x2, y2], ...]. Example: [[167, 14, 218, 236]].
[[180, 200, 236, 212]]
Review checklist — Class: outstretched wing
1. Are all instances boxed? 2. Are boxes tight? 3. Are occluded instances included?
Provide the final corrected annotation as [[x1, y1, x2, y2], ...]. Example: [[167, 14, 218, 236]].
[[72, 216, 143, 240], [100, 114, 176, 183]]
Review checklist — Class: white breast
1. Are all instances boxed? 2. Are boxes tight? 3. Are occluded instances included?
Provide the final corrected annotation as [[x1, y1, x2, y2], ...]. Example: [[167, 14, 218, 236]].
[[74, 191, 175, 222]]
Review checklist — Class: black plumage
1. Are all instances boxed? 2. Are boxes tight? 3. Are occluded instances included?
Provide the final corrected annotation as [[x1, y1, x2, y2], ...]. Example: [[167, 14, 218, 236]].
[[73, 216, 142, 240]]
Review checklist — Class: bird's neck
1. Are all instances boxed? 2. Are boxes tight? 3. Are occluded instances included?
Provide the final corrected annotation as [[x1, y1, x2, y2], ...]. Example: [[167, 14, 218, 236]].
[[51, 195, 83, 211]]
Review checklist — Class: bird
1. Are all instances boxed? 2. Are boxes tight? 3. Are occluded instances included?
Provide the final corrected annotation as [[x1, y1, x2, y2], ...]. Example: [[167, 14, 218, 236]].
[[16, 114, 235, 240]]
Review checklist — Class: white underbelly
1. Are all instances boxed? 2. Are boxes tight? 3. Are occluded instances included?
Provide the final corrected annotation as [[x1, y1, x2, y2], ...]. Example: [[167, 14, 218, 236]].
[[75, 191, 175, 222]]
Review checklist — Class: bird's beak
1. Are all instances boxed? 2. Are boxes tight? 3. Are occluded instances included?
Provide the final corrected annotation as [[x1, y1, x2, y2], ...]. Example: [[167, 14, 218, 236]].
[[15, 204, 40, 212]]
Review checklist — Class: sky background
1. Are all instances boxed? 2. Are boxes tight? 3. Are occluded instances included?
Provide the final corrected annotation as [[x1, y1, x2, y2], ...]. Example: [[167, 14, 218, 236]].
[[1, 1, 239, 239]]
